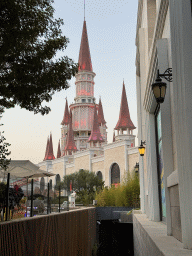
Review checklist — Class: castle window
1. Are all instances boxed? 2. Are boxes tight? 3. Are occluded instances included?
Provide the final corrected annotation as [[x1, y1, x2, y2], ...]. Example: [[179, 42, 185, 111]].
[[111, 163, 120, 185]]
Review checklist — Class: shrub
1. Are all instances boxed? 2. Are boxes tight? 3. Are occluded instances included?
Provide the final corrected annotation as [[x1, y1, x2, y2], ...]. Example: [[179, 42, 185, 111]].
[[95, 171, 140, 207]]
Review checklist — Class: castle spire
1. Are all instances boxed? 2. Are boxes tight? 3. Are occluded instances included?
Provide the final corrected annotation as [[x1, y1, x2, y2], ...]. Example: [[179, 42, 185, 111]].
[[57, 140, 61, 158], [88, 105, 104, 143], [43, 136, 49, 161], [61, 98, 70, 125], [64, 111, 77, 155], [115, 81, 136, 131], [78, 20, 92, 72], [44, 133, 55, 160], [113, 131, 116, 142], [97, 97, 106, 126]]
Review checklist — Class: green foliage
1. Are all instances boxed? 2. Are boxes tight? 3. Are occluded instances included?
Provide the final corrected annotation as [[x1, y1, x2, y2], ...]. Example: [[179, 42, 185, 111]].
[[0, 109, 11, 171], [62, 169, 104, 205], [95, 172, 140, 207], [0, 0, 78, 115]]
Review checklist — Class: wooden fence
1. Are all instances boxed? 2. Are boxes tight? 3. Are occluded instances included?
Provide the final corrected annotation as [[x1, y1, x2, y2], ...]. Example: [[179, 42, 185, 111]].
[[0, 207, 96, 256]]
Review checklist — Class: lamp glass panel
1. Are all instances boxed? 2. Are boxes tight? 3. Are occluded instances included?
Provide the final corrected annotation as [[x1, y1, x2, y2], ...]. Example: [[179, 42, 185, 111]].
[[138, 146, 145, 156]]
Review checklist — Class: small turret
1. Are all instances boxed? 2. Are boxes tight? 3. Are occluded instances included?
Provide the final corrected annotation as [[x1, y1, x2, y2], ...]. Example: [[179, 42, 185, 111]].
[[64, 111, 77, 155], [57, 140, 61, 158], [44, 133, 55, 160], [88, 105, 104, 147]]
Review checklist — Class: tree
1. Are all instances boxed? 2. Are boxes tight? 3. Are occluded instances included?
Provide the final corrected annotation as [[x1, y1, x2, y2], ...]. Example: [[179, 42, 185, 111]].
[[62, 169, 104, 205], [0, 0, 78, 115], [0, 109, 11, 171]]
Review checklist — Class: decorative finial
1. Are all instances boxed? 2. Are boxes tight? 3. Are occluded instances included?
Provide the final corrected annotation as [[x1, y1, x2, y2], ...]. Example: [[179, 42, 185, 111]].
[[84, 0, 85, 21]]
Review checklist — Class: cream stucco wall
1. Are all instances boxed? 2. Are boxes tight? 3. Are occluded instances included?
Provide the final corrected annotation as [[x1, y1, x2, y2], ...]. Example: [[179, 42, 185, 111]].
[[66, 165, 75, 175], [104, 145, 125, 187], [74, 155, 90, 172], [128, 152, 139, 174], [92, 160, 104, 176]]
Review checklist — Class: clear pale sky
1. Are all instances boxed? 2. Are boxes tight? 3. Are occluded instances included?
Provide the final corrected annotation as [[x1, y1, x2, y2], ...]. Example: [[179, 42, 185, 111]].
[[1, 0, 138, 164]]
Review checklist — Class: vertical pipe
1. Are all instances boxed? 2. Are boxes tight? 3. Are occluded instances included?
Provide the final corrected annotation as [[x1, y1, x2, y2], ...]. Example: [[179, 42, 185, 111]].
[[30, 179, 33, 217], [47, 182, 49, 214], [5, 173, 10, 221]]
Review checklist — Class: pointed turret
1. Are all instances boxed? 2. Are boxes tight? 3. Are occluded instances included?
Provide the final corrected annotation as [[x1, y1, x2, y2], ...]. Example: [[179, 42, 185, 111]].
[[88, 105, 104, 144], [64, 111, 77, 155], [78, 20, 92, 72], [97, 98, 106, 126], [113, 131, 116, 142], [115, 81, 136, 131], [61, 99, 70, 125], [43, 137, 49, 161], [57, 140, 61, 158], [44, 133, 55, 160]]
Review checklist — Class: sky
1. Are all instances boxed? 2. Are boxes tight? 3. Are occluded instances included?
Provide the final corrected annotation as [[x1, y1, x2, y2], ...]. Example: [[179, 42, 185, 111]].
[[1, 0, 139, 164]]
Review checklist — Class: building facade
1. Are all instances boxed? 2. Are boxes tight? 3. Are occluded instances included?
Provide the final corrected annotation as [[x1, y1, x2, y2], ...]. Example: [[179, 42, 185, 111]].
[[134, 0, 192, 254], [38, 20, 138, 191]]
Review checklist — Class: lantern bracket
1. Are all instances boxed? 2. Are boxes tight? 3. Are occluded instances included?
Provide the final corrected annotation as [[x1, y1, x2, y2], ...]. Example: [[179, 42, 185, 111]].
[[157, 68, 173, 82]]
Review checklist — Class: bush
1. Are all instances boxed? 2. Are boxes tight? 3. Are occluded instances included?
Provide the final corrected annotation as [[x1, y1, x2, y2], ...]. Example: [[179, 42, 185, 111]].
[[95, 172, 140, 207]]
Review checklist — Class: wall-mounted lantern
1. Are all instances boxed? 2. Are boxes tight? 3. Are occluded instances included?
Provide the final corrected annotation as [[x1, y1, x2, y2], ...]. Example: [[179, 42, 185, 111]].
[[138, 140, 146, 156], [134, 162, 139, 173], [152, 68, 172, 103]]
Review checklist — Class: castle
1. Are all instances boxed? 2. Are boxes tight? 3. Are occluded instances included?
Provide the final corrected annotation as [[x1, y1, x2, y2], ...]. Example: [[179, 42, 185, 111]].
[[38, 19, 139, 191]]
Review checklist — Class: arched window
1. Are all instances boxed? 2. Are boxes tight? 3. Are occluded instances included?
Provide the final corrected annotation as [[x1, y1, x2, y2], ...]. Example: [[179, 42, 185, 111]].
[[40, 177, 45, 192], [111, 163, 120, 185], [97, 171, 103, 180], [55, 174, 61, 187], [49, 179, 52, 190]]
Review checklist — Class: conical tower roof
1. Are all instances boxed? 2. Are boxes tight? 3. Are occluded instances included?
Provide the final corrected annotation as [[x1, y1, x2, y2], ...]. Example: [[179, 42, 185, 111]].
[[61, 99, 70, 125], [45, 134, 55, 160], [64, 111, 77, 155], [97, 98, 106, 126], [57, 140, 61, 158], [43, 137, 49, 161], [44, 133, 55, 160], [113, 131, 116, 142], [88, 105, 104, 143], [115, 81, 136, 130], [78, 20, 92, 72]]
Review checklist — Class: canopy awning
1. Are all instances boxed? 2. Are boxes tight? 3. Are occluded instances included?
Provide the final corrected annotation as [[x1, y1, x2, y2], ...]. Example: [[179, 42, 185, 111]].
[[0, 160, 55, 179]]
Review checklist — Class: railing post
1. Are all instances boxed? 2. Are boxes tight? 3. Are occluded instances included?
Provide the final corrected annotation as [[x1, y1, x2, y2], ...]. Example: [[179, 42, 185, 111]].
[[5, 173, 10, 221], [30, 179, 33, 217]]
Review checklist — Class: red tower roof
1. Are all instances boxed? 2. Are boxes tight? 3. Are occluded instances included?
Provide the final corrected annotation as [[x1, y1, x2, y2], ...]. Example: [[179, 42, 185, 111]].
[[97, 98, 106, 126], [61, 99, 70, 125], [57, 140, 61, 158], [64, 112, 77, 155], [115, 81, 136, 130], [88, 105, 104, 143], [44, 133, 55, 160], [43, 137, 49, 161], [78, 20, 92, 72]]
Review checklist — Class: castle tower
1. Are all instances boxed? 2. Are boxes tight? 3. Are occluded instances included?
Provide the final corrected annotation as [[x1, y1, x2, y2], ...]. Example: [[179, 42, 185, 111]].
[[114, 81, 136, 146], [69, 20, 98, 151], [61, 98, 70, 155], [64, 111, 77, 155], [44, 133, 55, 160], [57, 140, 61, 158], [44, 136, 49, 161], [97, 97, 107, 143], [88, 104, 104, 148]]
